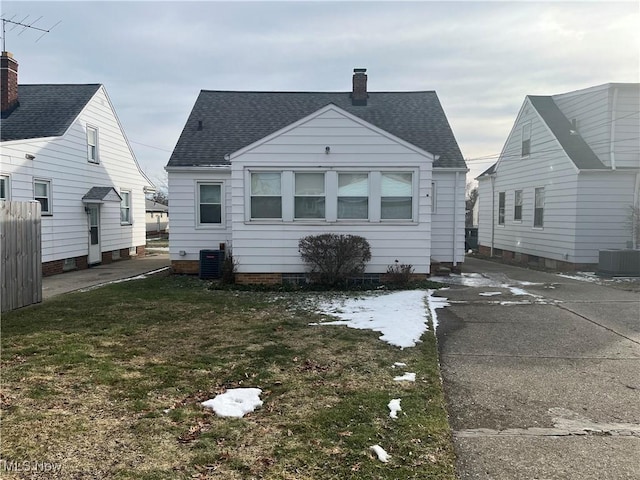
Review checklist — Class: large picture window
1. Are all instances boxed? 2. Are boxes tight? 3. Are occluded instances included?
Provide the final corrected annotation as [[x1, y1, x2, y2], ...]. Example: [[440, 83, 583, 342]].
[[295, 172, 325, 219], [338, 173, 368, 219], [381, 172, 413, 220], [251, 173, 282, 219], [198, 183, 222, 224]]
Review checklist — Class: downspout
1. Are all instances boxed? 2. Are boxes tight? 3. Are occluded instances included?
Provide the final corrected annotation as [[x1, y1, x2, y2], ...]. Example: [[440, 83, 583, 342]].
[[453, 171, 459, 266], [490, 174, 495, 257], [610, 86, 618, 170]]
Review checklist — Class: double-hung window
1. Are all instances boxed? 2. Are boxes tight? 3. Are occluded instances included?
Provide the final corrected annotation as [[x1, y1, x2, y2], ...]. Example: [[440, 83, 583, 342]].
[[120, 190, 131, 224], [498, 192, 506, 225], [34, 179, 52, 214], [87, 126, 99, 163], [514, 190, 523, 221], [251, 172, 282, 219], [295, 173, 325, 219], [534, 187, 544, 228], [381, 172, 413, 220], [338, 173, 368, 219], [0, 175, 9, 200], [522, 123, 531, 157], [198, 183, 222, 225]]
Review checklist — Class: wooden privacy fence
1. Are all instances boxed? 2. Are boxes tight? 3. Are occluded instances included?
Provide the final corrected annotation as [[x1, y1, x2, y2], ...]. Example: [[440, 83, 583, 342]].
[[1, 201, 42, 312]]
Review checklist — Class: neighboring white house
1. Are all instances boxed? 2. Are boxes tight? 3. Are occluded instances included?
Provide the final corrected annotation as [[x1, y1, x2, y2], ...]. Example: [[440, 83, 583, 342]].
[[0, 51, 154, 276], [166, 69, 467, 283], [146, 199, 169, 234], [477, 83, 640, 270]]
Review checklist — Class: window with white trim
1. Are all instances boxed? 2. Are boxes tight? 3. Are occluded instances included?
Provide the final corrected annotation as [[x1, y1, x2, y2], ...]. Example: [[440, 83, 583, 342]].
[[120, 190, 131, 224], [521, 122, 531, 157], [0, 175, 9, 200], [534, 187, 544, 228], [251, 172, 281, 219], [295, 172, 325, 219], [34, 179, 52, 214], [338, 173, 368, 219], [381, 172, 413, 220], [87, 126, 99, 163], [198, 183, 222, 225], [514, 190, 523, 221], [498, 192, 505, 225]]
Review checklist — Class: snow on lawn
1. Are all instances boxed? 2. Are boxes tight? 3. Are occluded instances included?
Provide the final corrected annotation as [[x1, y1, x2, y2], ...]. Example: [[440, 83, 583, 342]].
[[393, 372, 416, 382], [388, 399, 402, 419], [313, 289, 450, 348], [370, 445, 390, 463], [201, 388, 263, 418], [479, 291, 502, 296]]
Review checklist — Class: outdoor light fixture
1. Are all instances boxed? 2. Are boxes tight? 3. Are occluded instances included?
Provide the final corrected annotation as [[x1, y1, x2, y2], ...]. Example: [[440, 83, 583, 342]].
[[325, 146, 330, 154], [25, 153, 35, 160]]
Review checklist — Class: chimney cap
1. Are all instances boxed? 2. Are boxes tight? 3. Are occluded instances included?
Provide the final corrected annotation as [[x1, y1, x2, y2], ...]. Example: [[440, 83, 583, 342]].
[[353, 68, 367, 74]]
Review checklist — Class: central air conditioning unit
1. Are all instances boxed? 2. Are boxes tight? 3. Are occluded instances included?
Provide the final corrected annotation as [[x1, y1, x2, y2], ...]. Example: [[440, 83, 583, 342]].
[[199, 250, 224, 279], [598, 249, 640, 276]]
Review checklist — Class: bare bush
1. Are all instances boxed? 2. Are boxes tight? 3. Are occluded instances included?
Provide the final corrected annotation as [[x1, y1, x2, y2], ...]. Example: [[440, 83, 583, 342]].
[[298, 234, 371, 285], [385, 260, 415, 285]]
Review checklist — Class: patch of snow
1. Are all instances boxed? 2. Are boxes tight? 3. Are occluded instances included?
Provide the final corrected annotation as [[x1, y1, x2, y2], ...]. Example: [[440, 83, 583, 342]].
[[426, 289, 450, 329], [388, 398, 402, 419], [479, 291, 502, 297], [393, 372, 416, 382], [370, 444, 390, 463], [392, 362, 407, 368], [313, 290, 429, 348], [146, 246, 170, 252], [499, 300, 532, 306], [201, 388, 263, 418], [78, 267, 169, 292]]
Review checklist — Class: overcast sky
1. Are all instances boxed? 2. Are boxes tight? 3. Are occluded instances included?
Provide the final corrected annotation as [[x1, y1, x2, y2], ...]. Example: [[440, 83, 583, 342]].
[[3, 1, 639, 188]]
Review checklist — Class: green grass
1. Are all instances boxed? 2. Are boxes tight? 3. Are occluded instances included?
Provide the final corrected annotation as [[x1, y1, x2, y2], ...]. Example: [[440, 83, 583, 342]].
[[1, 274, 456, 479]]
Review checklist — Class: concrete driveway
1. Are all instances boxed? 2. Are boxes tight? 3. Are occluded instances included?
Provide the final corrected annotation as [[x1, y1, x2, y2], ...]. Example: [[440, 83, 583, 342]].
[[434, 257, 640, 479]]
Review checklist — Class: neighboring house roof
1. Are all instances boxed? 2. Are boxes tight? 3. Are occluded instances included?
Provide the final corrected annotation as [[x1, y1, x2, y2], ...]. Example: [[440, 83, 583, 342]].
[[1, 84, 101, 141], [146, 199, 169, 212], [527, 95, 606, 170], [167, 90, 466, 169], [477, 163, 497, 178]]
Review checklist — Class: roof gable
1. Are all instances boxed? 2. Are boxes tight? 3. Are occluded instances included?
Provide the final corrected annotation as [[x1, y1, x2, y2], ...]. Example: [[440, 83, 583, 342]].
[[1, 84, 101, 141], [527, 95, 605, 170], [229, 104, 435, 160], [167, 90, 466, 169]]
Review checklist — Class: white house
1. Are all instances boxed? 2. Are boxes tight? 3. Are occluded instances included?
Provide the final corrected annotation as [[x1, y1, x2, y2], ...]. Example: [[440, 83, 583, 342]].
[[146, 199, 169, 234], [166, 69, 467, 283], [477, 83, 640, 270], [0, 51, 154, 276]]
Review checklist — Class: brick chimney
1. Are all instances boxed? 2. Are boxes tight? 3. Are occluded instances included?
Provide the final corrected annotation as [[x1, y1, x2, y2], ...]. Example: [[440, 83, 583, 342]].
[[351, 68, 367, 106], [1, 51, 19, 115]]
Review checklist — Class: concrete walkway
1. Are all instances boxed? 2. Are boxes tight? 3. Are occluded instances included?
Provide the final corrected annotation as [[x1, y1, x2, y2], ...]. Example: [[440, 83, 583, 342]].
[[434, 257, 640, 479], [42, 254, 170, 300]]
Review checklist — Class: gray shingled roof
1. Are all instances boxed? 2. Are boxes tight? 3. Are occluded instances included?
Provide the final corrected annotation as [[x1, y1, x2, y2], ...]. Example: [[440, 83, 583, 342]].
[[82, 186, 121, 202], [1, 84, 101, 141], [167, 90, 466, 169], [528, 95, 606, 170]]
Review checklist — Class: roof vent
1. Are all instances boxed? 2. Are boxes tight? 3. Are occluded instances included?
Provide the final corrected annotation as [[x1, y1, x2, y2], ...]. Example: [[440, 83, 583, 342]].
[[351, 68, 368, 106]]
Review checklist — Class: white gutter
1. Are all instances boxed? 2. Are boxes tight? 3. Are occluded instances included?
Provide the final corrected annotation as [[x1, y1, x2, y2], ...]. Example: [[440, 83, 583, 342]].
[[610, 86, 618, 170]]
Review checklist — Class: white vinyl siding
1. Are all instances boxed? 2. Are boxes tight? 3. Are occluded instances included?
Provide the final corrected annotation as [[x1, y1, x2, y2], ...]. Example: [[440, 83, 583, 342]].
[[34, 179, 52, 214], [230, 106, 442, 274], [0, 86, 151, 264], [431, 171, 466, 264], [120, 190, 131, 224]]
